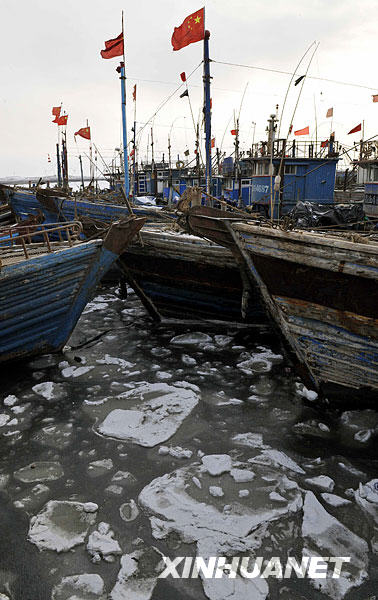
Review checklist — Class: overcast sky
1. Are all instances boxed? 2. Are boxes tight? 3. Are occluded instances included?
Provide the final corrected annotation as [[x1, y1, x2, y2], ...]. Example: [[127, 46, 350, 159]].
[[0, 0, 377, 178]]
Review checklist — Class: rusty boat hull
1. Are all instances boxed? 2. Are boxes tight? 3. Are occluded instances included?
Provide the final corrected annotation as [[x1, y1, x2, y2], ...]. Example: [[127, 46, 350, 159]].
[[232, 223, 378, 399]]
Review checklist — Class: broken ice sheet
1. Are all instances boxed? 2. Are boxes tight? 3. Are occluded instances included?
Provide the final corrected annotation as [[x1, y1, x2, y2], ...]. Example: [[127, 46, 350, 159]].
[[94, 382, 199, 447], [52, 574, 105, 599], [32, 423, 73, 449], [32, 382, 68, 402], [170, 332, 212, 347], [87, 522, 122, 562], [139, 455, 303, 544], [302, 491, 368, 599], [28, 500, 97, 552], [110, 547, 164, 600], [14, 462, 63, 483]]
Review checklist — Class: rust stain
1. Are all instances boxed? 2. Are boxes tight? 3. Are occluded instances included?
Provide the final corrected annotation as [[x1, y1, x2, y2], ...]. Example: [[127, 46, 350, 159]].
[[338, 260, 345, 272]]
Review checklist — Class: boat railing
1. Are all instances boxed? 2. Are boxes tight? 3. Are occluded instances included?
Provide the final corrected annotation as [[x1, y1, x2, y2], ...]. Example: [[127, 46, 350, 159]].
[[0, 221, 83, 259]]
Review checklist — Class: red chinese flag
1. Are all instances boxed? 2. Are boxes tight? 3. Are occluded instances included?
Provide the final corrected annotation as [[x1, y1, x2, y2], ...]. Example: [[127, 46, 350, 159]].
[[294, 126, 309, 136], [211, 137, 215, 148], [75, 127, 91, 140], [133, 84, 136, 101], [347, 123, 362, 135], [231, 129, 237, 136], [180, 72, 186, 82], [373, 95, 378, 103], [326, 107, 333, 118], [52, 106, 61, 117], [320, 140, 329, 148], [101, 32, 124, 59], [57, 114, 68, 126], [171, 8, 205, 51]]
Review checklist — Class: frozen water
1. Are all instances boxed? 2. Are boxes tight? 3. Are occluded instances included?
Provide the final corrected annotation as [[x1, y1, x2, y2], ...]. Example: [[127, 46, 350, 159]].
[[202, 455, 232, 476], [231, 432, 265, 449], [0, 414, 10, 427], [32, 382, 67, 402], [139, 458, 303, 544], [110, 547, 164, 600], [14, 461, 63, 483], [302, 491, 368, 599], [28, 501, 97, 552], [96, 382, 199, 447], [170, 332, 212, 346], [52, 574, 105, 600], [321, 493, 352, 508], [304, 475, 335, 493], [96, 354, 134, 369], [87, 459, 113, 477], [61, 365, 94, 378], [87, 523, 122, 561], [248, 449, 305, 475], [119, 500, 139, 522]]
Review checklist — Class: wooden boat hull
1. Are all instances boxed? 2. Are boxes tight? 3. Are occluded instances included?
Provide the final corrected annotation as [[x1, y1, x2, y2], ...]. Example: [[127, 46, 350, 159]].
[[120, 228, 267, 323], [233, 223, 378, 398], [0, 218, 145, 363], [2, 185, 168, 224]]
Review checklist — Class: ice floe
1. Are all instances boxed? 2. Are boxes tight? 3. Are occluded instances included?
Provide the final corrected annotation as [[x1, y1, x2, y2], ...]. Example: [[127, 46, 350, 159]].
[[110, 547, 164, 600], [96, 354, 134, 369], [304, 475, 335, 493], [302, 491, 368, 599], [96, 382, 199, 447], [28, 500, 97, 552], [119, 500, 139, 522], [14, 461, 63, 483], [170, 332, 212, 346], [32, 382, 67, 402], [202, 455, 232, 476], [52, 574, 105, 600], [87, 522, 122, 562]]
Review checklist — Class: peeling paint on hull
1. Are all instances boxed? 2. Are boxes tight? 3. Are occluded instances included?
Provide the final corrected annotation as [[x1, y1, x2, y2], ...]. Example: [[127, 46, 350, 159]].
[[234, 224, 378, 397]]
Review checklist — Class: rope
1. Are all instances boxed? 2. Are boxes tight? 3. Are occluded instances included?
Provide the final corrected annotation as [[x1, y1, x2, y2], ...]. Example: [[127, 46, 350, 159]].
[[212, 59, 378, 92]]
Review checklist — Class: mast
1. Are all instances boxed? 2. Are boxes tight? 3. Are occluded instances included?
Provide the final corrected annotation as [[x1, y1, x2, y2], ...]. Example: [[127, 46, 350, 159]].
[[79, 155, 84, 190], [203, 26, 212, 194], [87, 119, 94, 188], [132, 85, 137, 198], [168, 134, 172, 205], [61, 128, 68, 190], [56, 143, 62, 188], [119, 11, 130, 197], [234, 115, 240, 205]]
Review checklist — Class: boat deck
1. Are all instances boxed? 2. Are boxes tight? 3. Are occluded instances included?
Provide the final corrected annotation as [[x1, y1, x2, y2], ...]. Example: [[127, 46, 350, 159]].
[[0, 241, 83, 267]]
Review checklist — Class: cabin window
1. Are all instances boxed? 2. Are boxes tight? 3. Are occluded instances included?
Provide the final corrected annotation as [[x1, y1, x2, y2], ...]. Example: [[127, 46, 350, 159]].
[[285, 165, 297, 174], [241, 179, 250, 186], [173, 179, 180, 185], [157, 171, 163, 177]]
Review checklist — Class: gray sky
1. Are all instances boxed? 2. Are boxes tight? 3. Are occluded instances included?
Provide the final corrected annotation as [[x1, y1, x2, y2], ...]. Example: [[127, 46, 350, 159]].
[[0, 0, 377, 177]]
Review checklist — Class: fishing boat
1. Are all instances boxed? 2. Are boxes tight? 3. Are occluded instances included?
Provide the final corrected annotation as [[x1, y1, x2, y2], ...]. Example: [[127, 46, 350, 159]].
[[187, 207, 378, 400], [120, 223, 267, 324], [0, 216, 145, 363], [234, 224, 378, 399], [0, 184, 168, 225]]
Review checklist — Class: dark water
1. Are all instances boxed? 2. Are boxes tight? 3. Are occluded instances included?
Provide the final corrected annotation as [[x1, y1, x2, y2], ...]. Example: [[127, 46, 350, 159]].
[[1, 284, 378, 600]]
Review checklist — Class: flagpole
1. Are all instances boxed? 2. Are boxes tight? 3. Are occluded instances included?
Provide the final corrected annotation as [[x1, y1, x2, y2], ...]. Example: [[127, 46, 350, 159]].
[[120, 11, 130, 198], [132, 86, 137, 198], [203, 22, 212, 195]]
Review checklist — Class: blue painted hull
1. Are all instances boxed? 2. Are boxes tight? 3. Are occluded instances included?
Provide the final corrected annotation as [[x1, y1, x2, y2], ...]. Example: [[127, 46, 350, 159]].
[[0, 241, 119, 363], [4, 187, 166, 224]]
